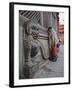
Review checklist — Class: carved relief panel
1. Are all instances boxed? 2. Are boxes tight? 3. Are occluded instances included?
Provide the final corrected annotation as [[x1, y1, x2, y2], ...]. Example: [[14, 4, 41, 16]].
[[19, 15, 49, 79]]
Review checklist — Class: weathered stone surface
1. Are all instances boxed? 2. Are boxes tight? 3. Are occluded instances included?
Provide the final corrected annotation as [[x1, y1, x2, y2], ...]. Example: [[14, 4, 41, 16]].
[[31, 42, 39, 58], [33, 45, 64, 78]]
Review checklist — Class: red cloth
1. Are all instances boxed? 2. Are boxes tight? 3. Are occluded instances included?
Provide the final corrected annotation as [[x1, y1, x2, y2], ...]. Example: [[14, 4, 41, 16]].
[[51, 45, 59, 58]]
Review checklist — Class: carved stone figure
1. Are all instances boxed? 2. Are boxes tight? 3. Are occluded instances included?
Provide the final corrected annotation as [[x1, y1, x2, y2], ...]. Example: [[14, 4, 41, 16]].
[[23, 20, 49, 78]]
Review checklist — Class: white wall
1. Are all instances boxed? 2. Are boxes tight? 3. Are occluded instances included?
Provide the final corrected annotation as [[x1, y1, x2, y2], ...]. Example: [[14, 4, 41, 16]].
[[0, 0, 72, 90]]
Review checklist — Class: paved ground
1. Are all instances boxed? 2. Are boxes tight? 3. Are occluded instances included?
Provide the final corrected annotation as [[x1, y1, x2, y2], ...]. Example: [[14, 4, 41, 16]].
[[34, 44, 64, 78]]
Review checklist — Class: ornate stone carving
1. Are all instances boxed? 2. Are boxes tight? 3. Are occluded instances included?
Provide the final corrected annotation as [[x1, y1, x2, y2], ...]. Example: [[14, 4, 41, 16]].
[[23, 20, 49, 78]]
